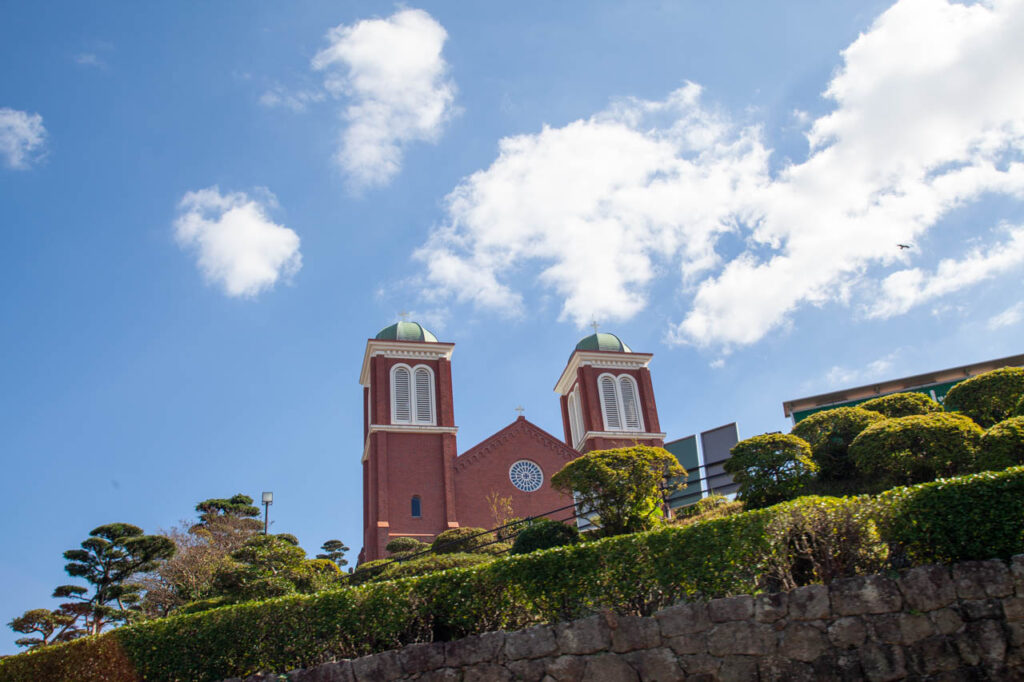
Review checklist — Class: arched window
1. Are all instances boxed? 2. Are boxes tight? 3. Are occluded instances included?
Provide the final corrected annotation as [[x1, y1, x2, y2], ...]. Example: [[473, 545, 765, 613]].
[[568, 390, 581, 445], [598, 373, 644, 432], [411, 496, 422, 518], [390, 364, 436, 425]]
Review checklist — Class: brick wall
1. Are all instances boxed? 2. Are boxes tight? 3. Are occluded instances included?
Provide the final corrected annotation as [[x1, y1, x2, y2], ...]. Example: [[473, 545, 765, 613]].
[[223, 557, 1024, 681]]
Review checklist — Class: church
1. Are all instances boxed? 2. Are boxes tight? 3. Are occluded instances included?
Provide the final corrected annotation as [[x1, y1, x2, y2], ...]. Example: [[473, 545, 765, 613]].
[[357, 320, 669, 564]]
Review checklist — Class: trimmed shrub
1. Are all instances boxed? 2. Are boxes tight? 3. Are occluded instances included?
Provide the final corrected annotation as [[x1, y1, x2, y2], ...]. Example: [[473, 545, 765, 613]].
[[510, 519, 580, 555], [859, 392, 942, 418], [673, 494, 743, 527], [724, 433, 817, 509], [347, 559, 389, 586], [1015, 394, 1024, 417], [377, 553, 493, 581], [385, 537, 428, 554], [431, 528, 494, 554], [977, 416, 1024, 471], [850, 412, 983, 485], [9, 468, 1024, 682], [791, 407, 886, 480], [944, 366, 1024, 428]]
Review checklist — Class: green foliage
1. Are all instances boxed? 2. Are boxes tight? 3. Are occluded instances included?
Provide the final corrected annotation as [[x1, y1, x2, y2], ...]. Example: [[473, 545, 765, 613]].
[[859, 392, 942, 418], [7, 607, 82, 649], [944, 366, 1024, 428], [317, 539, 350, 568], [977, 416, 1024, 471], [510, 519, 580, 555], [192, 494, 262, 536], [12, 468, 1024, 681], [550, 446, 685, 536], [210, 535, 337, 602], [791, 407, 885, 480], [1016, 394, 1024, 417], [376, 553, 493, 581], [724, 433, 817, 509], [431, 528, 494, 554], [384, 537, 428, 555], [673, 494, 743, 527], [850, 413, 984, 485], [348, 559, 389, 586], [54, 523, 176, 637]]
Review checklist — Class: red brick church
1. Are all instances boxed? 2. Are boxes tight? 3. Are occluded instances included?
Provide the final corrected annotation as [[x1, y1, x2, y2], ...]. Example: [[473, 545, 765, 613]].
[[358, 321, 667, 563]]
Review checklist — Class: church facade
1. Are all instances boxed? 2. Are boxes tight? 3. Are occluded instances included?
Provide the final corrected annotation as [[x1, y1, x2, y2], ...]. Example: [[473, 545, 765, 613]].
[[358, 321, 667, 564]]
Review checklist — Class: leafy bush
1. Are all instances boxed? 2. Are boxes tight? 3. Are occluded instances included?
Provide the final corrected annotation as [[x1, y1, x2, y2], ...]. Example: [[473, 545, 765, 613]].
[[859, 392, 942, 418], [347, 559, 388, 586], [791, 407, 885, 480], [850, 413, 984, 485], [510, 519, 580, 555], [431, 528, 494, 554], [976, 416, 1024, 471], [1016, 394, 1024, 417], [724, 433, 817, 509], [673, 494, 743, 527], [550, 446, 685, 536], [376, 553, 493, 581], [944, 366, 1024, 428], [385, 537, 428, 554], [9, 467, 1024, 682]]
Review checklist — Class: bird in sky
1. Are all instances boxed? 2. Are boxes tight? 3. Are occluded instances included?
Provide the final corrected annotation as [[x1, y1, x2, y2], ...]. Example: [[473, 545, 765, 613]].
[[897, 244, 912, 250]]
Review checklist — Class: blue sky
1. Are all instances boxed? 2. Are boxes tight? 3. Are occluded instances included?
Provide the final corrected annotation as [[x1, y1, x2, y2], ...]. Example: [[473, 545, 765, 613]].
[[2, 0, 1023, 654]]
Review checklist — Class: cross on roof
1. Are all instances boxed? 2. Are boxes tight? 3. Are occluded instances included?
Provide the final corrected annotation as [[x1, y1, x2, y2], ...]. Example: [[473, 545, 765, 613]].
[[515, 405, 525, 417], [398, 311, 410, 321], [590, 320, 600, 333]]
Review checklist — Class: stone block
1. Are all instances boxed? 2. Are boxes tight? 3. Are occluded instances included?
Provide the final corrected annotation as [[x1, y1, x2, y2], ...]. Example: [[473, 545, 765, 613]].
[[952, 560, 1013, 600], [718, 655, 758, 682], [504, 658, 545, 681], [904, 635, 960, 676], [609, 614, 661, 653], [897, 612, 935, 644], [545, 655, 586, 682], [555, 615, 610, 655], [418, 670, 462, 682], [622, 647, 684, 682], [967, 619, 1006, 665], [755, 591, 788, 623], [961, 598, 1002, 621], [676, 653, 720, 676], [778, 622, 828, 662], [1008, 622, 1024, 648], [813, 652, 865, 682], [399, 642, 445, 674], [929, 607, 965, 635], [463, 662, 513, 682], [505, 625, 558, 661], [866, 613, 902, 644], [1012, 554, 1024, 596], [654, 601, 710, 637], [351, 651, 402, 682], [446, 632, 505, 667], [1004, 596, 1024, 621], [665, 632, 705, 655], [757, 656, 817, 682], [858, 642, 907, 682], [580, 653, 639, 682], [952, 630, 981, 667], [897, 564, 956, 612], [828, 616, 867, 649], [789, 584, 830, 620], [299, 661, 356, 682], [708, 595, 754, 622], [706, 621, 774, 656], [830, 575, 902, 616]]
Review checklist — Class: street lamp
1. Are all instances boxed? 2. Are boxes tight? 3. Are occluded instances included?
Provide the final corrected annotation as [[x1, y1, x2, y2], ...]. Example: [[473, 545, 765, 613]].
[[262, 491, 273, 534]]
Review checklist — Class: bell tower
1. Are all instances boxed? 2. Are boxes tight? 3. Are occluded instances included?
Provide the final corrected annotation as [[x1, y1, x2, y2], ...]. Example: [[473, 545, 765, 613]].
[[554, 332, 666, 453], [358, 321, 459, 564]]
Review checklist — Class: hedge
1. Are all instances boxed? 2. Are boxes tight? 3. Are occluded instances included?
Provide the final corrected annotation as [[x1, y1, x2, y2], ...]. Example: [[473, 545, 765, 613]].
[[859, 392, 942, 418], [791, 407, 885, 480], [976, 416, 1024, 471], [944, 366, 1024, 428], [6, 467, 1024, 682]]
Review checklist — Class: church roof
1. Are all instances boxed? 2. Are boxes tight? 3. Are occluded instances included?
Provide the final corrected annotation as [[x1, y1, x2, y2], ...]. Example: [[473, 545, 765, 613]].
[[454, 416, 579, 474], [575, 332, 632, 353], [375, 321, 438, 343]]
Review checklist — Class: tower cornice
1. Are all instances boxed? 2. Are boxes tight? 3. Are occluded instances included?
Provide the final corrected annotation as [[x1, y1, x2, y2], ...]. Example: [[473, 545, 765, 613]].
[[359, 339, 455, 387], [554, 350, 653, 395]]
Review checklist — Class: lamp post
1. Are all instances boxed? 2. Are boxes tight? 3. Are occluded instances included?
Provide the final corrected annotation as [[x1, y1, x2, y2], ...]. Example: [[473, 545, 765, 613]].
[[262, 491, 273, 534]]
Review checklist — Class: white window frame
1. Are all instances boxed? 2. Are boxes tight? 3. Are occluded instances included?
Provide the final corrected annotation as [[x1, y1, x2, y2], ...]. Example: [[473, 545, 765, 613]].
[[597, 372, 645, 433], [390, 363, 437, 425]]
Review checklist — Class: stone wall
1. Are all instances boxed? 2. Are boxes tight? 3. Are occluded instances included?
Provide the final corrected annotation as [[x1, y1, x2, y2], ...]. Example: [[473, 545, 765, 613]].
[[225, 557, 1024, 681]]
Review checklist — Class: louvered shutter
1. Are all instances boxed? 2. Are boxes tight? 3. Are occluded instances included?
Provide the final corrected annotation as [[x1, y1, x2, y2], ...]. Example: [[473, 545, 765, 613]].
[[568, 392, 580, 444], [574, 387, 585, 439], [600, 375, 621, 429], [620, 377, 642, 430], [414, 367, 434, 424], [393, 367, 411, 423]]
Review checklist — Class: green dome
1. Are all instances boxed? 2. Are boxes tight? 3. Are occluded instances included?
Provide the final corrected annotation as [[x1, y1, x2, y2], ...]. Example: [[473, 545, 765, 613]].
[[575, 332, 632, 353], [375, 321, 438, 342]]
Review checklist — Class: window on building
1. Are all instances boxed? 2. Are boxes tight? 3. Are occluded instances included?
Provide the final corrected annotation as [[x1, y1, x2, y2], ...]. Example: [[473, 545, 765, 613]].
[[598, 373, 644, 432], [568, 390, 580, 445], [391, 364, 436, 425], [411, 496, 421, 518]]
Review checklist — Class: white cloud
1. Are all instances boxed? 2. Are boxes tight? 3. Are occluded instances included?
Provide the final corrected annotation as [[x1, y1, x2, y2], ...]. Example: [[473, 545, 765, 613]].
[[0, 108, 47, 169], [74, 53, 104, 68], [414, 0, 1024, 349], [259, 86, 325, 113], [312, 8, 456, 190], [824, 352, 898, 388], [987, 301, 1024, 330], [174, 187, 302, 298], [869, 226, 1024, 318]]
